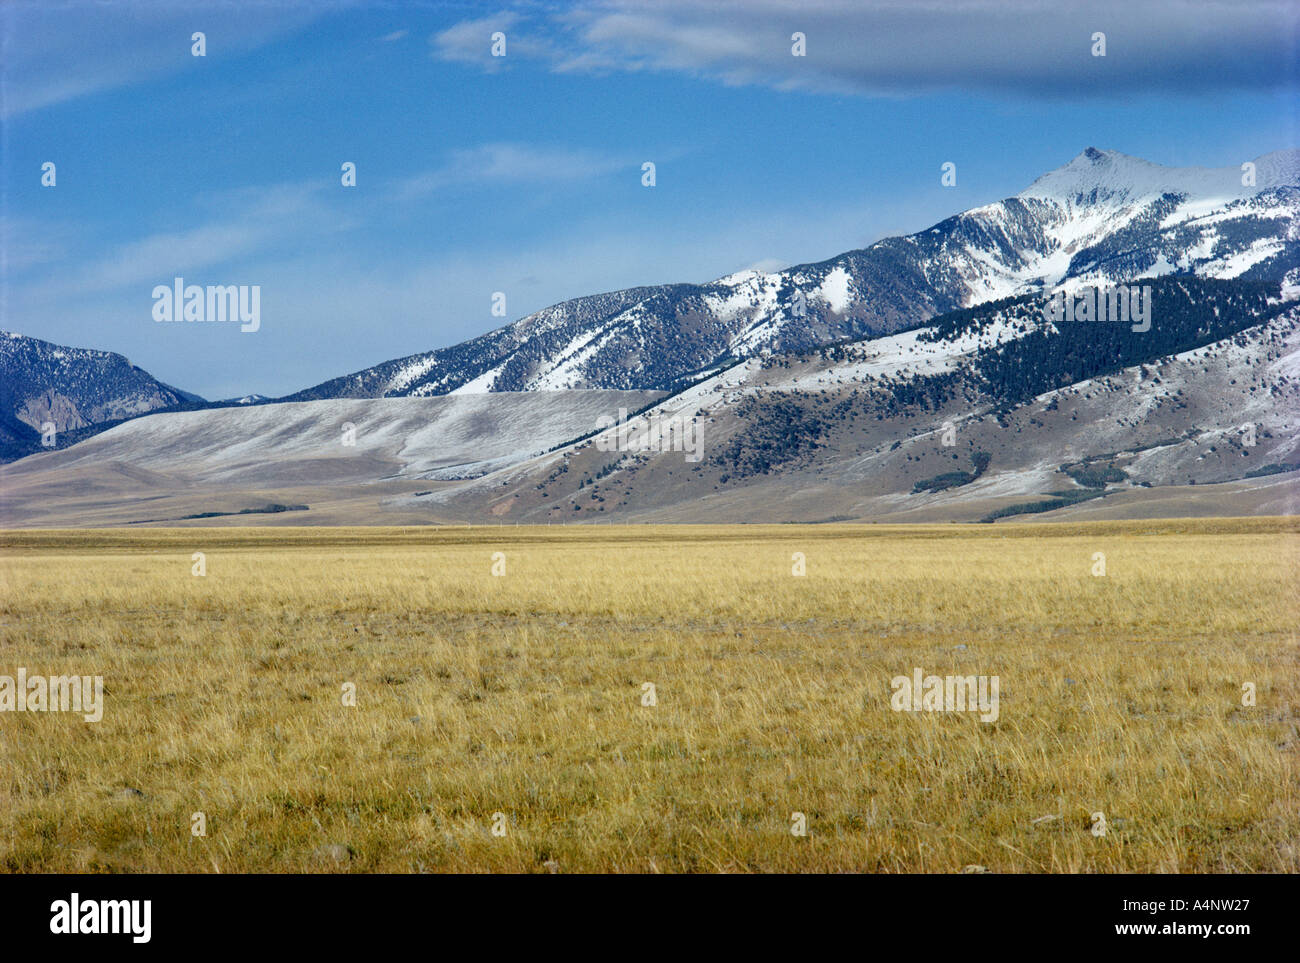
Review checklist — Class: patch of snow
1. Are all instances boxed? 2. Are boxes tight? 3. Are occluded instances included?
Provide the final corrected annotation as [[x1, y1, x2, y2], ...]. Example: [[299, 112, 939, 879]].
[[449, 366, 501, 395], [817, 266, 853, 313]]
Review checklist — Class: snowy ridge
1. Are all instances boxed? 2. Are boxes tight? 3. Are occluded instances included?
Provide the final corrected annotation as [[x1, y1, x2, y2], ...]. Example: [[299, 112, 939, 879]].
[[1019, 147, 1245, 205], [282, 148, 1298, 403]]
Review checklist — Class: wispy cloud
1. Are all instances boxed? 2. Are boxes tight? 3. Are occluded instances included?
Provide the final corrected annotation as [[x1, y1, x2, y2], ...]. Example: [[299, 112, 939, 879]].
[[433, 0, 1300, 97], [430, 11, 532, 71], [1, 2, 326, 119], [0, 217, 68, 274], [394, 142, 632, 199], [15, 180, 340, 303], [735, 257, 788, 276]]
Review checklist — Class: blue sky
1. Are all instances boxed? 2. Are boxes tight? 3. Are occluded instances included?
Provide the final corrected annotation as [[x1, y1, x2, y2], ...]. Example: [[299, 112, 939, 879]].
[[4, 0, 1297, 399]]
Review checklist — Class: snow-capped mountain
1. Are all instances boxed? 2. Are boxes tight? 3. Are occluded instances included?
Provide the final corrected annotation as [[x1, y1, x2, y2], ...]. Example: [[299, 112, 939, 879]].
[[0, 331, 202, 459], [4, 278, 1294, 526], [436, 275, 1299, 524], [285, 148, 1299, 401]]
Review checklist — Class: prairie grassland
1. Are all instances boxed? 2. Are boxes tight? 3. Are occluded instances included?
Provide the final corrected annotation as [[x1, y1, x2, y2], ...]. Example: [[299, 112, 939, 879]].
[[1, 518, 1297, 873]]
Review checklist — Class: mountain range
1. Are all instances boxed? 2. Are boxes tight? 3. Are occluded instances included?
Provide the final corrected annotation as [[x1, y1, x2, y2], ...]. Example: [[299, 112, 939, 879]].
[[2, 147, 1297, 525], [281, 147, 1300, 399]]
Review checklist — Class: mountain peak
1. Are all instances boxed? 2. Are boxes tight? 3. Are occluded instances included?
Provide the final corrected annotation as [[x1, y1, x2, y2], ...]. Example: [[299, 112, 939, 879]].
[[1018, 148, 1255, 205], [1251, 148, 1300, 190]]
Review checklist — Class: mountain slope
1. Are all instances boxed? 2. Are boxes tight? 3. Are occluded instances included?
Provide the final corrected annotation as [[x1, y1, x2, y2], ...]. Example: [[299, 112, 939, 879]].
[[0, 331, 203, 460], [3, 279, 1294, 527], [418, 276, 1299, 523], [285, 148, 1300, 402], [0, 389, 663, 527]]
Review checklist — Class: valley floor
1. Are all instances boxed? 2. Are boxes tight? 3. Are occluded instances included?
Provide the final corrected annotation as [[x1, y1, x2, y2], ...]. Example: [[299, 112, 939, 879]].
[[1, 519, 1296, 872]]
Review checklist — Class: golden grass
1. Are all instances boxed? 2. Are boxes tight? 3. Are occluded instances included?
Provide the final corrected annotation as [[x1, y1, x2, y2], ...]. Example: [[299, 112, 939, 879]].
[[1, 518, 1297, 873]]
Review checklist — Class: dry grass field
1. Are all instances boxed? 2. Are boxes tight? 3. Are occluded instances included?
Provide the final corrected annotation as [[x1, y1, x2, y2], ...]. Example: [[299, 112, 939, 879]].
[[1, 518, 1297, 873]]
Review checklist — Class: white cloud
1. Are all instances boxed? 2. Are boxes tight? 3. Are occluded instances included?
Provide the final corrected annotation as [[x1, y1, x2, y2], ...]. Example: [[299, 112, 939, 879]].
[[394, 143, 632, 199], [15, 181, 340, 304], [435, 0, 1300, 97], [429, 11, 525, 70], [735, 258, 788, 275]]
